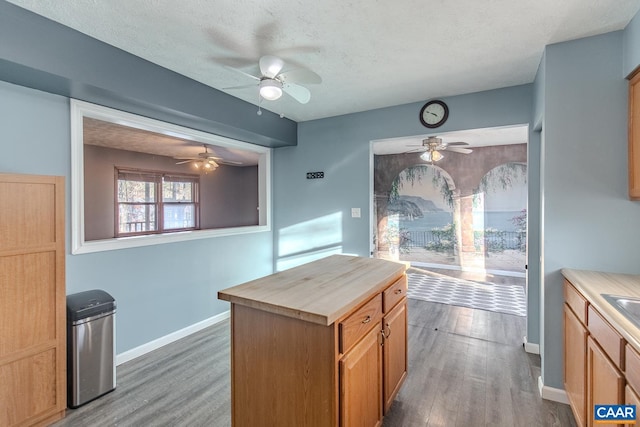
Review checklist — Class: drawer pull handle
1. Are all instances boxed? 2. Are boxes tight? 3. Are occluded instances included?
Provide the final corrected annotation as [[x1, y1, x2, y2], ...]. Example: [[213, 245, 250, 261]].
[[362, 315, 371, 324], [394, 289, 403, 295]]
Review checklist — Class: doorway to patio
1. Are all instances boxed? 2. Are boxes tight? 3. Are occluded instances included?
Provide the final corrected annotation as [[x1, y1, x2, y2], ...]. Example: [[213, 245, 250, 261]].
[[372, 125, 528, 317]]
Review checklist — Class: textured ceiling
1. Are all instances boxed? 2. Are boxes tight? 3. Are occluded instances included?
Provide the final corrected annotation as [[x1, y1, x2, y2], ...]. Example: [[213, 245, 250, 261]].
[[7, 0, 640, 124], [83, 118, 260, 165]]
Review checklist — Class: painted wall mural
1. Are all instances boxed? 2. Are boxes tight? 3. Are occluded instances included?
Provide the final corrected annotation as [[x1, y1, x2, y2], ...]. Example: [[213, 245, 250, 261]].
[[374, 144, 527, 273]]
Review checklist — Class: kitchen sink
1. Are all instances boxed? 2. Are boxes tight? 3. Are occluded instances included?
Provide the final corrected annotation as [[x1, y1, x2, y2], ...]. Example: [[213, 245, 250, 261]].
[[602, 294, 640, 329]]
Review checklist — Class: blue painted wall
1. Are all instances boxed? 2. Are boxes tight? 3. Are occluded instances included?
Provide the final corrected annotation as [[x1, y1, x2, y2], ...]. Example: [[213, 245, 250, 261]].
[[273, 84, 533, 272], [538, 30, 640, 389], [527, 129, 542, 346], [0, 79, 274, 353], [526, 51, 546, 347], [624, 9, 640, 77]]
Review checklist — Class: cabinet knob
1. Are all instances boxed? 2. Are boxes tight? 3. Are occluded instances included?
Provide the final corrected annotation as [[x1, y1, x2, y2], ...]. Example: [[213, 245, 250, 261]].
[[362, 315, 371, 324], [384, 323, 391, 338], [394, 289, 402, 295]]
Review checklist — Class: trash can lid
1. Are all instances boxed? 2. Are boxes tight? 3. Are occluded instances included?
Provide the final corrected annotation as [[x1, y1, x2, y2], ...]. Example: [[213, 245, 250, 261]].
[[67, 289, 116, 321]]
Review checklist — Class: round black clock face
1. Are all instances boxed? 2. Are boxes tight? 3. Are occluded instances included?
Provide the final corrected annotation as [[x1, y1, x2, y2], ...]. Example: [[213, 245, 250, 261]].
[[419, 100, 449, 128]]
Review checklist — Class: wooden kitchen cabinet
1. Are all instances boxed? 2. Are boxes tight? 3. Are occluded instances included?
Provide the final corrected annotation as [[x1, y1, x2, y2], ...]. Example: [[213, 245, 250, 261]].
[[340, 325, 383, 427], [0, 174, 66, 427], [586, 336, 625, 427], [564, 278, 625, 427], [564, 303, 588, 427], [218, 255, 407, 427], [383, 298, 407, 413], [562, 270, 640, 427], [629, 67, 640, 199]]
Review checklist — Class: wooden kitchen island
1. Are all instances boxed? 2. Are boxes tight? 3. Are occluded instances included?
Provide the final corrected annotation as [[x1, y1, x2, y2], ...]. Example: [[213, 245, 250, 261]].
[[218, 254, 408, 427]]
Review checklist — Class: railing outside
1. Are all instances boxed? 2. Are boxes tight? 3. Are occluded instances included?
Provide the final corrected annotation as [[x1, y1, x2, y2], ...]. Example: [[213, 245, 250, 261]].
[[404, 230, 526, 252]]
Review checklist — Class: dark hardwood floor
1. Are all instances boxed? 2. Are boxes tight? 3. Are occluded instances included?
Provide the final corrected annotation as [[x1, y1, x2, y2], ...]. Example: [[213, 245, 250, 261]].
[[52, 298, 575, 427]]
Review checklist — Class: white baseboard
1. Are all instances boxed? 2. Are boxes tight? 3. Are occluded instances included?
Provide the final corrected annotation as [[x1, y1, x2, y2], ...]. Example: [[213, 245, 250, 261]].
[[537, 376, 569, 404], [523, 336, 540, 354], [116, 310, 230, 366]]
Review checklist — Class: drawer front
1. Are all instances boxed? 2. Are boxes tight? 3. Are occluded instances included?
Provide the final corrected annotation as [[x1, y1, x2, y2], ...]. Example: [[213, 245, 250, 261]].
[[588, 305, 625, 370], [383, 276, 407, 313], [340, 294, 383, 354], [564, 279, 588, 325], [626, 345, 640, 393]]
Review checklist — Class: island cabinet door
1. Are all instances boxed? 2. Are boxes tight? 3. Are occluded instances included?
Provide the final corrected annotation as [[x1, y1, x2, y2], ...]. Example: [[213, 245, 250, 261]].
[[339, 325, 383, 427], [383, 300, 407, 413]]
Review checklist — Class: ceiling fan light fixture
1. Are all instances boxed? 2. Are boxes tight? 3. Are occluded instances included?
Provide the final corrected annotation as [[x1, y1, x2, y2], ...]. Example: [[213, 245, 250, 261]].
[[203, 159, 219, 169], [431, 150, 444, 162], [420, 150, 444, 162], [193, 159, 219, 171], [259, 79, 283, 101]]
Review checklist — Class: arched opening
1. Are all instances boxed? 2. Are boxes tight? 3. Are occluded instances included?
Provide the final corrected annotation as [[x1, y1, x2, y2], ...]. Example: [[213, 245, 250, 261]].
[[376, 164, 458, 266], [471, 162, 527, 274]]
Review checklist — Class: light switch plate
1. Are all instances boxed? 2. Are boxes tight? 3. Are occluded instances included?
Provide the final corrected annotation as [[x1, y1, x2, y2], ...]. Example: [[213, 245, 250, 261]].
[[351, 208, 361, 218]]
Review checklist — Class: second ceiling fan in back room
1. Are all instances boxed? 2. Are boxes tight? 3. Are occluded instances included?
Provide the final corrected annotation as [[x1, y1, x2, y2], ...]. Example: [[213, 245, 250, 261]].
[[174, 144, 242, 173], [406, 136, 473, 163], [224, 55, 322, 114]]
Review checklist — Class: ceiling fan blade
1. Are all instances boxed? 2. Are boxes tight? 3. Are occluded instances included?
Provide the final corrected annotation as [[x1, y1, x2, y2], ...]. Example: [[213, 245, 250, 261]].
[[223, 84, 257, 90], [278, 68, 322, 84], [175, 160, 194, 165], [224, 66, 261, 81], [259, 55, 284, 78], [446, 141, 470, 146], [203, 155, 243, 165], [218, 159, 243, 166], [283, 82, 311, 104], [447, 147, 473, 154]]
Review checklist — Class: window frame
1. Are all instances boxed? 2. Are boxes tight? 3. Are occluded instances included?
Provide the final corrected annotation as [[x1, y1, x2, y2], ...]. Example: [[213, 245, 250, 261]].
[[71, 99, 272, 254], [115, 168, 200, 237]]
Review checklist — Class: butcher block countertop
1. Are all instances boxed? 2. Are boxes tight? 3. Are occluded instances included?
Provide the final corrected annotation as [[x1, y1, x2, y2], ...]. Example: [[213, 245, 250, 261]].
[[218, 254, 407, 326], [562, 268, 640, 353]]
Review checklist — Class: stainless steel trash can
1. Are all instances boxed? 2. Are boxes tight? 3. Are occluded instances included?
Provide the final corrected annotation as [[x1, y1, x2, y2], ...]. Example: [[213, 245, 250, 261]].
[[66, 290, 116, 408]]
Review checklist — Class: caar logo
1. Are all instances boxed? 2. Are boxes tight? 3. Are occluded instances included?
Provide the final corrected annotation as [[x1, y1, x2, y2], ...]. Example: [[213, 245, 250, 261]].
[[594, 405, 636, 424]]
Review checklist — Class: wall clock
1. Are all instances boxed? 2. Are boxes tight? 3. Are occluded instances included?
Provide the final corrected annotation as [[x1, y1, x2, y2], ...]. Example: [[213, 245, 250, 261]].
[[419, 100, 449, 128]]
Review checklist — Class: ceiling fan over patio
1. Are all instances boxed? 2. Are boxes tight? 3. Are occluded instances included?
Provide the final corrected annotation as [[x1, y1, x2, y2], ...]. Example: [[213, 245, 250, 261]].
[[407, 136, 472, 163]]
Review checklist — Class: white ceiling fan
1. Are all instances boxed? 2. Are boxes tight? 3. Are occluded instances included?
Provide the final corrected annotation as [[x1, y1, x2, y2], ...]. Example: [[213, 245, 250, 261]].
[[407, 136, 473, 163], [174, 145, 242, 172], [224, 55, 321, 105]]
